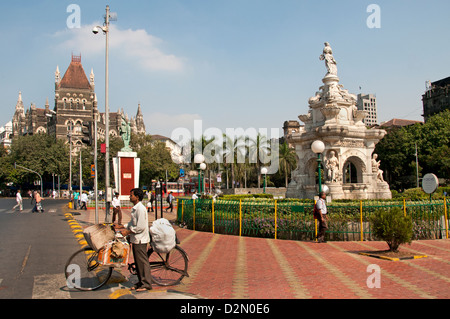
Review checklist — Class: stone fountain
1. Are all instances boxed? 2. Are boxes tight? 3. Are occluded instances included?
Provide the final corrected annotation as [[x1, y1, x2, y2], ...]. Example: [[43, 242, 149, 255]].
[[285, 42, 391, 200]]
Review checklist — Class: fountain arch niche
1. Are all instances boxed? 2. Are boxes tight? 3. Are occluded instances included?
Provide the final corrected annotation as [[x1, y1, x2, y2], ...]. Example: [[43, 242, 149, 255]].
[[285, 42, 391, 200]]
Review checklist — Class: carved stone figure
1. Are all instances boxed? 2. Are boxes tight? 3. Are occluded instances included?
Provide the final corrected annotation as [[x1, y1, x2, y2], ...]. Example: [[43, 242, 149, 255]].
[[372, 153, 384, 182], [119, 116, 132, 152], [326, 151, 339, 182], [319, 42, 337, 76]]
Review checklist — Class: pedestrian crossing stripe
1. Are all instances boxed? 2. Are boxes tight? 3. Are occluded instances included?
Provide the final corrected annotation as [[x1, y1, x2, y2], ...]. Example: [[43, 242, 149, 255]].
[[32, 274, 71, 299]]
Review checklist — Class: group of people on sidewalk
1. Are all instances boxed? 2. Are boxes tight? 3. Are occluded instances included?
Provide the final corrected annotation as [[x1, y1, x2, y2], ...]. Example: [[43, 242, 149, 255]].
[[12, 189, 44, 213], [70, 190, 89, 210], [145, 190, 175, 213]]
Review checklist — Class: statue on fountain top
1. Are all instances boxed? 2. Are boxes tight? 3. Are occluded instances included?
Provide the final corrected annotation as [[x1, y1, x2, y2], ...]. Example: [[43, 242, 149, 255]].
[[319, 42, 337, 76]]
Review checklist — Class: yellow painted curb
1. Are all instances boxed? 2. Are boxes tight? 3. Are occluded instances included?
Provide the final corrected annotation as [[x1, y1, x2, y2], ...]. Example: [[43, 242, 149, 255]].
[[359, 252, 428, 261], [109, 289, 132, 299]]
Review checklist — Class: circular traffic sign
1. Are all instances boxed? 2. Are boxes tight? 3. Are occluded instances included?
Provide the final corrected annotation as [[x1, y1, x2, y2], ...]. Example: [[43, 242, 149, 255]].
[[422, 173, 439, 194]]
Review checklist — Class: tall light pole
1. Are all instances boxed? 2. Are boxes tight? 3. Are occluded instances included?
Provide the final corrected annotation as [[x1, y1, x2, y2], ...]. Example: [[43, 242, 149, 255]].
[[194, 154, 205, 194], [415, 143, 419, 188], [200, 163, 206, 193], [79, 148, 83, 195], [93, 5, 116, 223], [261, 167, 268, 194], [94, 119, 99, 224], [67, 125, 73, 193], [311, 140, 325, 194]]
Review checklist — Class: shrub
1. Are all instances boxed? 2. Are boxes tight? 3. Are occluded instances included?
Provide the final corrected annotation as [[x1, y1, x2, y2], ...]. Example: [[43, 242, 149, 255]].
[[221, 193, 274, 200], [391, 189, 399, 198], [371, 207, 413, 252]]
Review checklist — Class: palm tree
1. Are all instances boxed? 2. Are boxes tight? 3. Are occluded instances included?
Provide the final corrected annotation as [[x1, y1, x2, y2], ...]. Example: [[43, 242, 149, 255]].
[[249, 133, 270, 188], [222, 134, 244, 189], [279, 142, 297, 187]]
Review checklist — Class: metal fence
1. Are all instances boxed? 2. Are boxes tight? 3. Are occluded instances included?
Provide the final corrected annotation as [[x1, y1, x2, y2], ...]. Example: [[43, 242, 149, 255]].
[[176, 198, 449, 242]]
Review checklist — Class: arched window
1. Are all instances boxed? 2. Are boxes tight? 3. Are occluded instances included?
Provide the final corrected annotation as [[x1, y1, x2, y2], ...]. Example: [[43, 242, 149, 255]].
[[74, 120, 82, 134], [344, 162, 358, 184], [66, 120, 74, 132]]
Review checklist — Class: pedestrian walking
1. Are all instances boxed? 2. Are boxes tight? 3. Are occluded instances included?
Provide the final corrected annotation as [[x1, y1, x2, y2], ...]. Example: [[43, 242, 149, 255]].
[[28, 190, 34, 204], [166, 191, 174, 213], [112, 192, 122, 225], [315, 191, 328, 243], [150, 191, 155, 212], [13, 190, 23, 211], [32, 191, 44, 213], [73, 190, 79, 209], [114, 188, 152, 292], [80, 191, 88, 210]]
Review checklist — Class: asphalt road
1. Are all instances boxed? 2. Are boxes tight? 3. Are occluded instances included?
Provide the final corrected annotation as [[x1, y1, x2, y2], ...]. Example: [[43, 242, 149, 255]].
[[0, 198, 111, 299]]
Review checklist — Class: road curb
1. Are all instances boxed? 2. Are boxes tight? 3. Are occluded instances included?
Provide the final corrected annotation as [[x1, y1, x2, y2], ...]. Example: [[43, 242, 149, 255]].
[[358, 252, 428, 261]]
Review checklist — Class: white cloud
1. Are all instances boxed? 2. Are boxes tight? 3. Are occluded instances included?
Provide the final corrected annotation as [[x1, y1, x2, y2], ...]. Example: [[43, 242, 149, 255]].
[[53, 23, 184, 71]]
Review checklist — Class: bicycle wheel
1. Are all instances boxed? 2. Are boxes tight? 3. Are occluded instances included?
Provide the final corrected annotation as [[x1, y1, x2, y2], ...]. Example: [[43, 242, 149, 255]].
[[148, 246, 189, 286], [65, 247, 113, 291]]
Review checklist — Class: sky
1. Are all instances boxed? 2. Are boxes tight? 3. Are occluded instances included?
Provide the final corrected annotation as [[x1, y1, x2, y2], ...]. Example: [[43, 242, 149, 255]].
[[1, 1, 449, 141]]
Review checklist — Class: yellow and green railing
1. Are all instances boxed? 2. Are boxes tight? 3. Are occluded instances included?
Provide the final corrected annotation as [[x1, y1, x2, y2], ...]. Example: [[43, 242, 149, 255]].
[[177, 197, 449, 242]]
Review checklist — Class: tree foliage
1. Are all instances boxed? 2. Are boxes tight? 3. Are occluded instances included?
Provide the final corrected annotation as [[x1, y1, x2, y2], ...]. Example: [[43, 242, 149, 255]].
[[138, 141, 179, 186], [375, 110, 450, 190], [8, 134, 70, 186], [371, 207, 413, 252]]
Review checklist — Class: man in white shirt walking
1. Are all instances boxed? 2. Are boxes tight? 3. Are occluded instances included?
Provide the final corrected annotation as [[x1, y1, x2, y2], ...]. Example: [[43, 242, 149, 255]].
[[112, 192, 122, 225], [166, 191, 174, 213], [115, 188, 152, 292], [80, 191, 88, 210], [315, 191, 328, 243], [13, 190, 23, 212]]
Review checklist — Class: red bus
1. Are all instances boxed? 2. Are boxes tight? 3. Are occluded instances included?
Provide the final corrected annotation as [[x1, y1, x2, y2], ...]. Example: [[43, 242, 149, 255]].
[[146, 178, 215, 197]]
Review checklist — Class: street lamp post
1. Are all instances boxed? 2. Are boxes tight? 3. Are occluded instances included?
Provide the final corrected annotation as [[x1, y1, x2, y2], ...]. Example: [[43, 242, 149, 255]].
[[194, 154, 205, 194], [311, 140, 325, 194], [67, 125, 73, 193], [200, 163, 206, 193], [93, 5, 116, 223], [14, 163, 43, 196], [261, 167, 268, 194], [159, 179, 164, 219], [155, 180, 160, 220]]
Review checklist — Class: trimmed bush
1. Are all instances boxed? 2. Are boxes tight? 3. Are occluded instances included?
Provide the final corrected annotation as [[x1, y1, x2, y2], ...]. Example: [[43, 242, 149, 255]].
[[371, 207, 413, 252]]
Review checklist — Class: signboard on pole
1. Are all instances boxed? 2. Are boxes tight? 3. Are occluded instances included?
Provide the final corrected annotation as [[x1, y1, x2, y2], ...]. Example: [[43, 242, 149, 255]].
[[422, 173, 439, 194]]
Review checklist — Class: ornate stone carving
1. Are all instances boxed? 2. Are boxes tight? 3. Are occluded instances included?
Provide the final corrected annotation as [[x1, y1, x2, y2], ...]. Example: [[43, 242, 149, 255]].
[[372, 153, 385, 182], [325, 150, 339, 182], [285, 42, 391, 200], [319, 42, 337, 76]]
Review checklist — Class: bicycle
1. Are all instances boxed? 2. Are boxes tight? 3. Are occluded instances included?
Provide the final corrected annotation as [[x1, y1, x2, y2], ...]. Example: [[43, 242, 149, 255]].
[[65, 229, 189, 291]]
